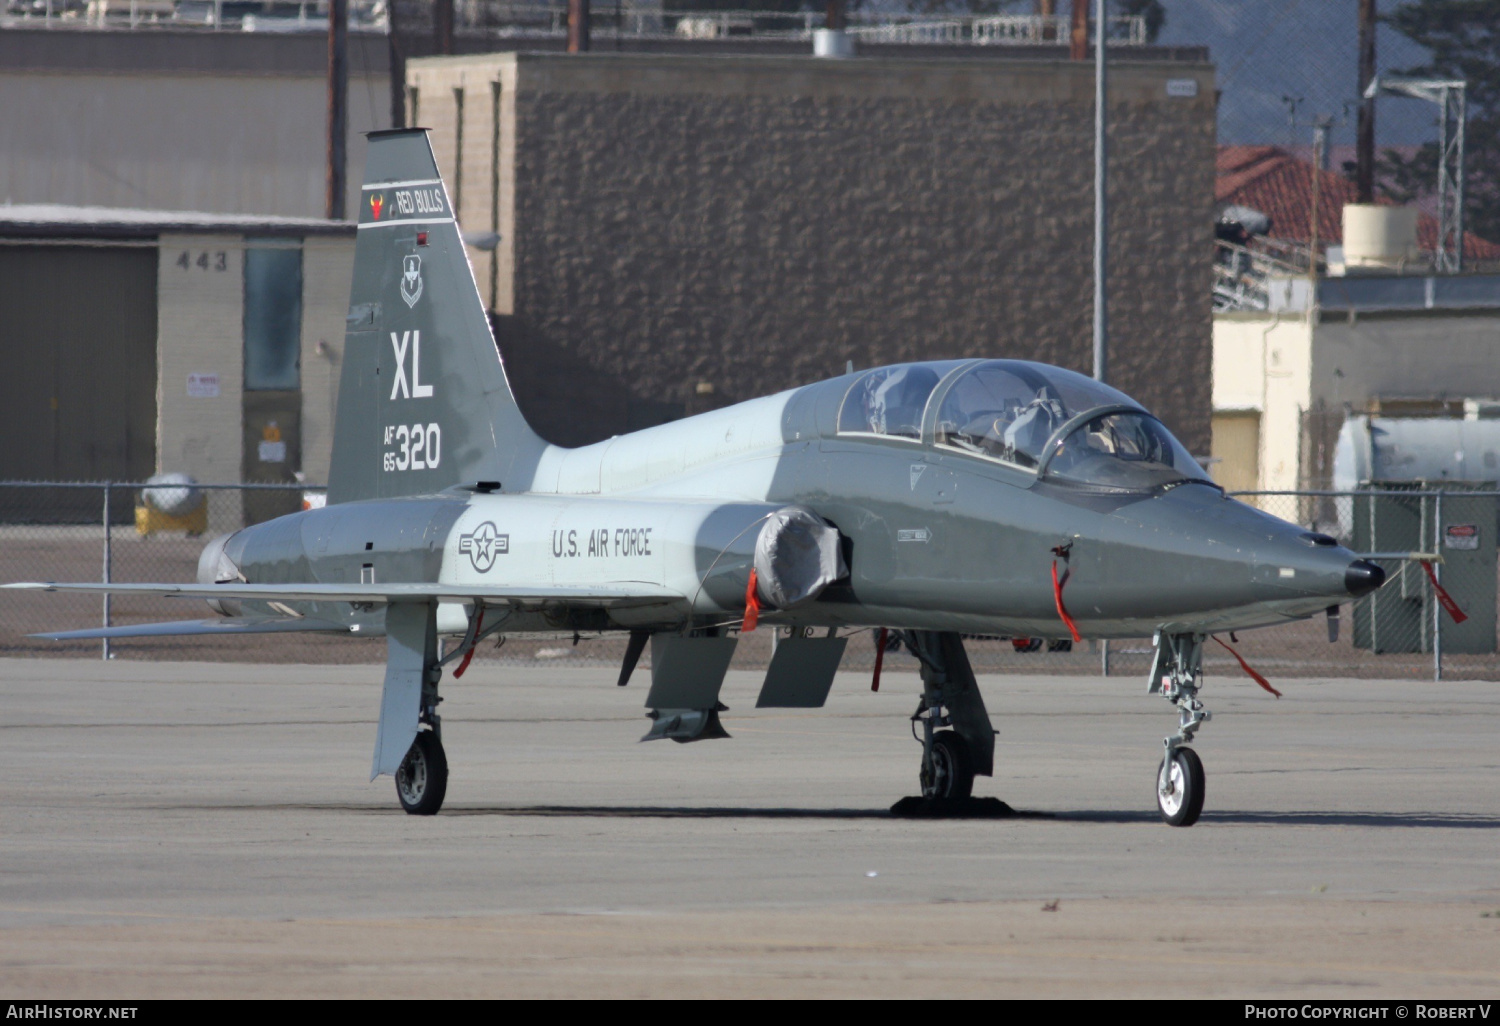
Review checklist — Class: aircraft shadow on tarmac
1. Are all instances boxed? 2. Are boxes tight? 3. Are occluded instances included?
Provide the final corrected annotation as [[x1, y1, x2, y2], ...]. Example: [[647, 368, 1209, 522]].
[[439, 804, 1029, 820], [433, 806, 1500, 829], [163, 804, 1500, 828]]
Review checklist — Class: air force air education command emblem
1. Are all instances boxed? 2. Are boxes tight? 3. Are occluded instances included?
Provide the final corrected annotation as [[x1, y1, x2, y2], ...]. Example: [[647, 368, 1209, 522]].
[[458, 521, 508, 573], [400, 254, 424, 308]]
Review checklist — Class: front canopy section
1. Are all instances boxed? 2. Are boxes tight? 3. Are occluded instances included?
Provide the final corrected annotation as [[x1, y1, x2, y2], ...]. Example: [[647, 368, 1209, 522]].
[[1041, 410, 1211, 494], [933, 361, 1142, 471]]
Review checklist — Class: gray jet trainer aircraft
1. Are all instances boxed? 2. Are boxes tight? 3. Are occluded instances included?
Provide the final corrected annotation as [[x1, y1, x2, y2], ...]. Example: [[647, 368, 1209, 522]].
[[12, 129, 1387, 825]]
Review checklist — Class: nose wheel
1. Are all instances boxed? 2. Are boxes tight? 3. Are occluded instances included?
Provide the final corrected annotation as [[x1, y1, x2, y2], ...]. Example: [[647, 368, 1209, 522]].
[[1149, 631, 1213, 827], [1156, 746, 1205, 826], [395, 730, 448, 815]]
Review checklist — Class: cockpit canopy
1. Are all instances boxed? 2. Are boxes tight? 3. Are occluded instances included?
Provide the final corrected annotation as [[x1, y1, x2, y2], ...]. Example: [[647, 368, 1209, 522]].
[[836, 359, 1209, 493], [1044, 410, 1208, 492], [838, 362, 967, 440]]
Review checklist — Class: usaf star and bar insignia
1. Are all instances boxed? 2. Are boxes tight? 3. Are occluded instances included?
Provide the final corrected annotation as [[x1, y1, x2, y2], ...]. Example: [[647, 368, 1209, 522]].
[[458, 521, 509, 573]]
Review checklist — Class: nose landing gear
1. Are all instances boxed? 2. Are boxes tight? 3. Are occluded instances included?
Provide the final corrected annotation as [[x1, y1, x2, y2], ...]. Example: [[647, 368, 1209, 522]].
[[1157, 746, 1204, 826], [1150, 631, 1211, 827]]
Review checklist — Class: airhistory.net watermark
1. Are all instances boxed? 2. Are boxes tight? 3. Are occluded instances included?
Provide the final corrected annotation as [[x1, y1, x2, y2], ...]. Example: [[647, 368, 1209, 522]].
[[6, 1007, 137, 1020]]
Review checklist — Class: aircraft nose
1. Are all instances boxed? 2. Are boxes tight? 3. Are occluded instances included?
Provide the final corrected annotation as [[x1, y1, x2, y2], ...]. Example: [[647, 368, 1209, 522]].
[[1345, 559, 1387, 598]]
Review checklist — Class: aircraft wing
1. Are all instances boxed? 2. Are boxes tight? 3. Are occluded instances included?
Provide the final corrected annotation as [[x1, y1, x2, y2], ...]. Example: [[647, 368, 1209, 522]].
[[33, 616, 353, 641], [4, 581, 684, 608]]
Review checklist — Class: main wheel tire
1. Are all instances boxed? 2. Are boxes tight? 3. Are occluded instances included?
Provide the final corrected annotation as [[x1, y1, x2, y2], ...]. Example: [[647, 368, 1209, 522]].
[[1157, 747, 1205, 827], [395, 731, 448, 816], [922, 731, 975, 800]]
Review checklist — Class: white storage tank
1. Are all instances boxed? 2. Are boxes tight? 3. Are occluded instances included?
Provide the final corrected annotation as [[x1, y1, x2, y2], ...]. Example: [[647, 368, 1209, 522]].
[[1342, 204, 1419, 271], [1335, 415, 1500, 489]]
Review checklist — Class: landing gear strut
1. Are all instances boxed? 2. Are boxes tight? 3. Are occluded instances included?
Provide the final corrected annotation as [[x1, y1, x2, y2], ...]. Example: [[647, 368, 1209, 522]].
[[903, 631, 992, 801], [398, 635, 448, 815], [1150, 631, 1211, 827]]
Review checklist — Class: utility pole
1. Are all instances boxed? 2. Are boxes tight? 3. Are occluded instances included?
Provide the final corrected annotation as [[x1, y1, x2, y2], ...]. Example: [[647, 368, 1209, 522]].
[[1093, 0, 1107, 385], [568, 0, 591, 52], [1069, 0, 1087, 60], [326, 0, 348, 220], [434, 0, 454, 53], [1355, 0, 1376, 202], [1094, 0, 1109, 682], [387, 5, 406, 129], [826, 0, 844, 30]]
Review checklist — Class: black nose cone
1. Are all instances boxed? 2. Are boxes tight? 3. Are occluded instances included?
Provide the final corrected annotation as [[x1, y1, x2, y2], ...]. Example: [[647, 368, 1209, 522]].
[[1346, 559, 1387, 597]]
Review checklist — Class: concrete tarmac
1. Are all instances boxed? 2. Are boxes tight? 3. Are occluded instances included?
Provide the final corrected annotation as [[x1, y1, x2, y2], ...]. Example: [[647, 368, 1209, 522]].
[[2, 658, 1498, 998]]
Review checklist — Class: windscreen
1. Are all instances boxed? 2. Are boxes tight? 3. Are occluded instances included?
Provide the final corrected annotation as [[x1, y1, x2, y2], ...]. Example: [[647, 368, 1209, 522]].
[[1044, 411, 1209, 492], [934, 361, 1140, 470]]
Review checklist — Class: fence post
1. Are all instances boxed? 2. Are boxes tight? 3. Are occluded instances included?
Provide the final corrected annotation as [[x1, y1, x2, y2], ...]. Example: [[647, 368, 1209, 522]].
[[1100, 638, 1109, 676], [102, 481, 112, 662], [1433, 491, 1442, 682]]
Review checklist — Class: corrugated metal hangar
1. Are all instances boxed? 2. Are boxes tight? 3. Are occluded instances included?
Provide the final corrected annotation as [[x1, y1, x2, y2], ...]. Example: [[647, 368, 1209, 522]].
[[0, 207, 353, 516]]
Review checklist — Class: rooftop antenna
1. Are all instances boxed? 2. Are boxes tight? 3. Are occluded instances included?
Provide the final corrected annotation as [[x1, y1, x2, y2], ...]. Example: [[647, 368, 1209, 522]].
[[1281, 102, 1351, 281], [1365, 75, 1467, 273]]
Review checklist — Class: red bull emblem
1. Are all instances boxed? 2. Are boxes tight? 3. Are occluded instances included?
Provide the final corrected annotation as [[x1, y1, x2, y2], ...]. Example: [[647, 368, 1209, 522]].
[[369, 193, 384, 220]]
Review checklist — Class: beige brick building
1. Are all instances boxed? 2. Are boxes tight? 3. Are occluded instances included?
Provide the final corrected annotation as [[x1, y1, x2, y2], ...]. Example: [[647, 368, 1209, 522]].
[[408, 51, 1218, 451]]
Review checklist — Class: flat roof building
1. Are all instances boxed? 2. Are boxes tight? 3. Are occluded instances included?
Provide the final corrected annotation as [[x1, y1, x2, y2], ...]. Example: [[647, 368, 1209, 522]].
[[0, 204, 353, 520]]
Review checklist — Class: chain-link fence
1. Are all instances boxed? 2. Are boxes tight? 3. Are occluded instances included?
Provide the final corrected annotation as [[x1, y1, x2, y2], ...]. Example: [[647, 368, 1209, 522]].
[[3, 482, 1497, 681], [0, 482, 385, 665], [1221, 489, 1500, 682]]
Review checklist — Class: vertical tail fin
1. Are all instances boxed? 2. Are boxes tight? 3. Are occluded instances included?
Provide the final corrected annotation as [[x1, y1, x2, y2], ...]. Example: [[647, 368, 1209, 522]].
[[328, 129, 545, 504]]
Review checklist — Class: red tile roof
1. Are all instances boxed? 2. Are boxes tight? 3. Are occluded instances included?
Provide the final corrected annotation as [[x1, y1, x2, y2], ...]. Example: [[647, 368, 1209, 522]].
[[1216, 145, 1500, 261]]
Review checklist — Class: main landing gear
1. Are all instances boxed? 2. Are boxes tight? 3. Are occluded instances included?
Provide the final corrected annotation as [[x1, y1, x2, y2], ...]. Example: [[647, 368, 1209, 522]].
[[1151, 632, 1211, 827], [923, 730, 974, 800], [901, 631, 995, 801], [397, 641, 449, 816], [397, 730, 448, 815]]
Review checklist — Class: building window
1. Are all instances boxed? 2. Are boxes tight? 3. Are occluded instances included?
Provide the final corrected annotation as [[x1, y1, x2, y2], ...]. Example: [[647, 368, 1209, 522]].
[[243, 238, 303, 391]]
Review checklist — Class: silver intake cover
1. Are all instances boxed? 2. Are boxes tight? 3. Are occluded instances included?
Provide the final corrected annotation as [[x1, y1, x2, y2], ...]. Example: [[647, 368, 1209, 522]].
[[196, 533, 244, 616], [753, 506, 847, 609]]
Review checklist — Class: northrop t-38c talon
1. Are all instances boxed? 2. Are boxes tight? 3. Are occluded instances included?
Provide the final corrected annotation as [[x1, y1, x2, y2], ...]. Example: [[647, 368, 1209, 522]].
[[10, 129, 1388, 825]]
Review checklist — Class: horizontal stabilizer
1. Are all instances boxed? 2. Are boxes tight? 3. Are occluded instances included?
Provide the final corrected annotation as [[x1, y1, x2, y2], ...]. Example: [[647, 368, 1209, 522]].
[[33, 617, 351, 641], [5, 581, 683, 608]]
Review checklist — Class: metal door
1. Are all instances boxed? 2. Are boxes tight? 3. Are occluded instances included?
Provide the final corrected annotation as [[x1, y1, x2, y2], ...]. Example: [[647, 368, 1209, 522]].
[[0, 243, 157, 520]]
